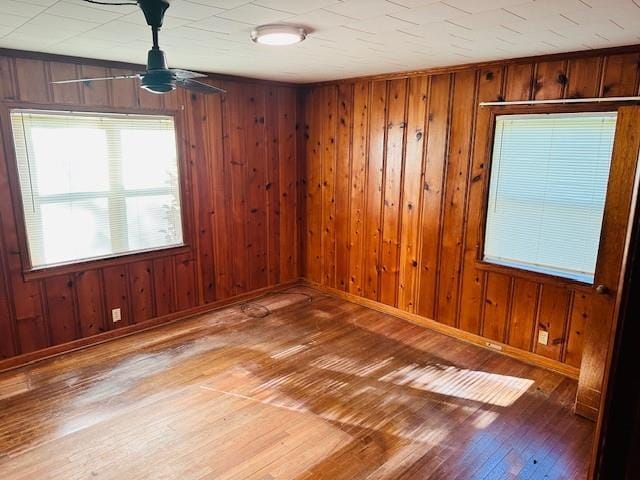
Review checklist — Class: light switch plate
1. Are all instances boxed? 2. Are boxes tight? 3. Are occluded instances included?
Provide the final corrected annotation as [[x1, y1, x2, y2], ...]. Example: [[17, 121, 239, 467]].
[[112, 308, 121, 322]]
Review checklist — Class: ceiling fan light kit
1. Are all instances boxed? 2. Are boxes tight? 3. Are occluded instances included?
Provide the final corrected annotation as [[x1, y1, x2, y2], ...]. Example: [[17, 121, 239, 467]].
[[251, 24, 307, 46]]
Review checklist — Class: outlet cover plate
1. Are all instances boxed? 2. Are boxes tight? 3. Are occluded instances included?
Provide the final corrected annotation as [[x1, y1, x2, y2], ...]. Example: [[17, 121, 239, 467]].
[[538, 330, 549, 345]]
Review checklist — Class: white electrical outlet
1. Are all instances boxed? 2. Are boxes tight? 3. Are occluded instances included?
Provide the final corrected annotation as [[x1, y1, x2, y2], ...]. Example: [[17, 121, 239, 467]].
[[485, 342, 503, 351], [112, 308, 121, 323], [538, 330, 549, 345]]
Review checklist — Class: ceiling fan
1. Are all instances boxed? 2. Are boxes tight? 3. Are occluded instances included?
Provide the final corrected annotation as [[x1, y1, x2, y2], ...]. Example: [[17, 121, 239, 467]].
[[52, 0, 225, 94]]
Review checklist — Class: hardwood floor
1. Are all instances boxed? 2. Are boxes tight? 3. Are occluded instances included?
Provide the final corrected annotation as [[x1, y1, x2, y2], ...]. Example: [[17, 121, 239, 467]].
[[0, 285, 593, 479]]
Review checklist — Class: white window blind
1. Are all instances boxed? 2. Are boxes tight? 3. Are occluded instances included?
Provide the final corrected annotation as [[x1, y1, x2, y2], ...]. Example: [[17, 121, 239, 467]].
[[484, 112, 617, 283], [10, 110, 184, 269]]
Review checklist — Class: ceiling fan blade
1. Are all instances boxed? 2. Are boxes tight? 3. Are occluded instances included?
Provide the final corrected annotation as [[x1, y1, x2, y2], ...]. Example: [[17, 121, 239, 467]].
[[51, 74, 141, 85], [171, 68, 207, 80], [176, 78, 225, 94]]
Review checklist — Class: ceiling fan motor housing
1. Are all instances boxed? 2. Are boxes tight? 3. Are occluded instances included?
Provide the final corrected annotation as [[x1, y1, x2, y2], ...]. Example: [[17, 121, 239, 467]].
[[141, 48, 175, 93]]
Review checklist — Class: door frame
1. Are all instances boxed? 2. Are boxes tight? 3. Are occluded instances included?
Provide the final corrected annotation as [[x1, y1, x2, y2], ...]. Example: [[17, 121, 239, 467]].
[[576, 106, 640, 419], [590, 107, 640, 478]]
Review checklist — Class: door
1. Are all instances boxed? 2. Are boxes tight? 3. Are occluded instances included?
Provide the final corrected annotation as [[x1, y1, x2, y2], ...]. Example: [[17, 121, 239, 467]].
[[576, 106, 640, 420]]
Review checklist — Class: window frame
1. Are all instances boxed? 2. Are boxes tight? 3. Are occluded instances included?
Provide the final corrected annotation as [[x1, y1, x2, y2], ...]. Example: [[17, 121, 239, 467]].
[[1, 102, 193, 280], [475, 103, 623, 289]]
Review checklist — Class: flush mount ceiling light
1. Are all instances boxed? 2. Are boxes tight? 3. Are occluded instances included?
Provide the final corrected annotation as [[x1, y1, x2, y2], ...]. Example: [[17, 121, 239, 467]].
[[251, 24, 307, 46]]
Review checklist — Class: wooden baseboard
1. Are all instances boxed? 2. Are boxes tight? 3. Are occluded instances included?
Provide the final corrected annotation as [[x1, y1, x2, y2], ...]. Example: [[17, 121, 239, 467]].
[[0, 278, 302, 373], [305, 279, 580, 380], [3, 277, 580, 381]]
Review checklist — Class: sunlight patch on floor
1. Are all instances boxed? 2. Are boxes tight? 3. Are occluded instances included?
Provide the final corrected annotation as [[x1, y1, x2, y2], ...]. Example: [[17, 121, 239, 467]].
[[0, 372, 31, 401], [472, 409, 501, 429], [310, 354, 394, 377], [379, 364, 534, 407], [270, 344, 309, 359]]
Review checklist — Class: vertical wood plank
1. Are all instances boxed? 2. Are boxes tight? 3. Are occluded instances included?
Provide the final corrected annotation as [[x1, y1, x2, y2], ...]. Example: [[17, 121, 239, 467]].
[[379, 78, 407, 306], [75, 270, 105, 337], [186, 91, 215, 304], [0, 57, 16, 100], [600, 52, 640, 97], [533, 60, 567, 100], [102, 265, 131, 328], [244, 84, 269, 290], [153, 257, 175, 317], [138, 86, 163, 110], [416, 73, 451, 319], [16, 314, 49, 354], [363, 80, 387, 301], [566, 56, 603, 98], [278, 88, 298, 282], [207, 92, 233, 299], [482, 272, 511, 343], [459, 66, 504, 334], [14, 58, 50, 103], [109, 68, 138, 108], [48, 62, 81, 104], [534, 284, 571, 361], [321, 86, 337, 288], [8, 272, 48, 354], [128, 260, 154, 323], [504, 62, 534, 101], [397, 75, 428, 313], [507, 279, 539, 351], [436, 69, 477, 326], [80, 65, 110, 106], [334, 83, 353, 291], [348, 81, 370, 296], [0, 316, 13, 359], [163, 88, 180, 111], [565, 291, 591, 368], [296, 88, 306, 280], [304, 87, 322, 283], [0, 239, 15, 359], [222, 83, 250, 293], [265, 86, 281, 286], [175, 253, 197, 311], [577, 294, 611, 416], [44, 275, 77, 344]]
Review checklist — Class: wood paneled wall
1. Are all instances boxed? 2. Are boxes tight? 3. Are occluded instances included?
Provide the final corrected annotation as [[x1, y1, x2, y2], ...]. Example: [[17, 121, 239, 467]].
[[2, 46, 639, 421], [302, 49, 640, 381], [0, 53, 302, 364]]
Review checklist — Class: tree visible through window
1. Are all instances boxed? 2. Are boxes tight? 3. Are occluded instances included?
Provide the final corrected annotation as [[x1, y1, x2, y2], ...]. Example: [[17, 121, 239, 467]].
[[10, 110, 184, 269], [483, 112, 617, 283]]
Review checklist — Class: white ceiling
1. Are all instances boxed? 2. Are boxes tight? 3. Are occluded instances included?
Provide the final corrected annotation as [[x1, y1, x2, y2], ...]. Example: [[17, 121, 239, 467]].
[[0, 0, 639, 83]]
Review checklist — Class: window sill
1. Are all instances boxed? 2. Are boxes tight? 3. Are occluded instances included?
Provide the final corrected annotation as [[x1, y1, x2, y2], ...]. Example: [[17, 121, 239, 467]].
[[474, 260, 595, 292], [22, 244, 191, 281]]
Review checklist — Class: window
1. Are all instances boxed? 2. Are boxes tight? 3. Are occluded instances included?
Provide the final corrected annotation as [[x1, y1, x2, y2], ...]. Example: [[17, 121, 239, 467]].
[[10, 110, 184, 270], [483, 112, 617, 283]]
